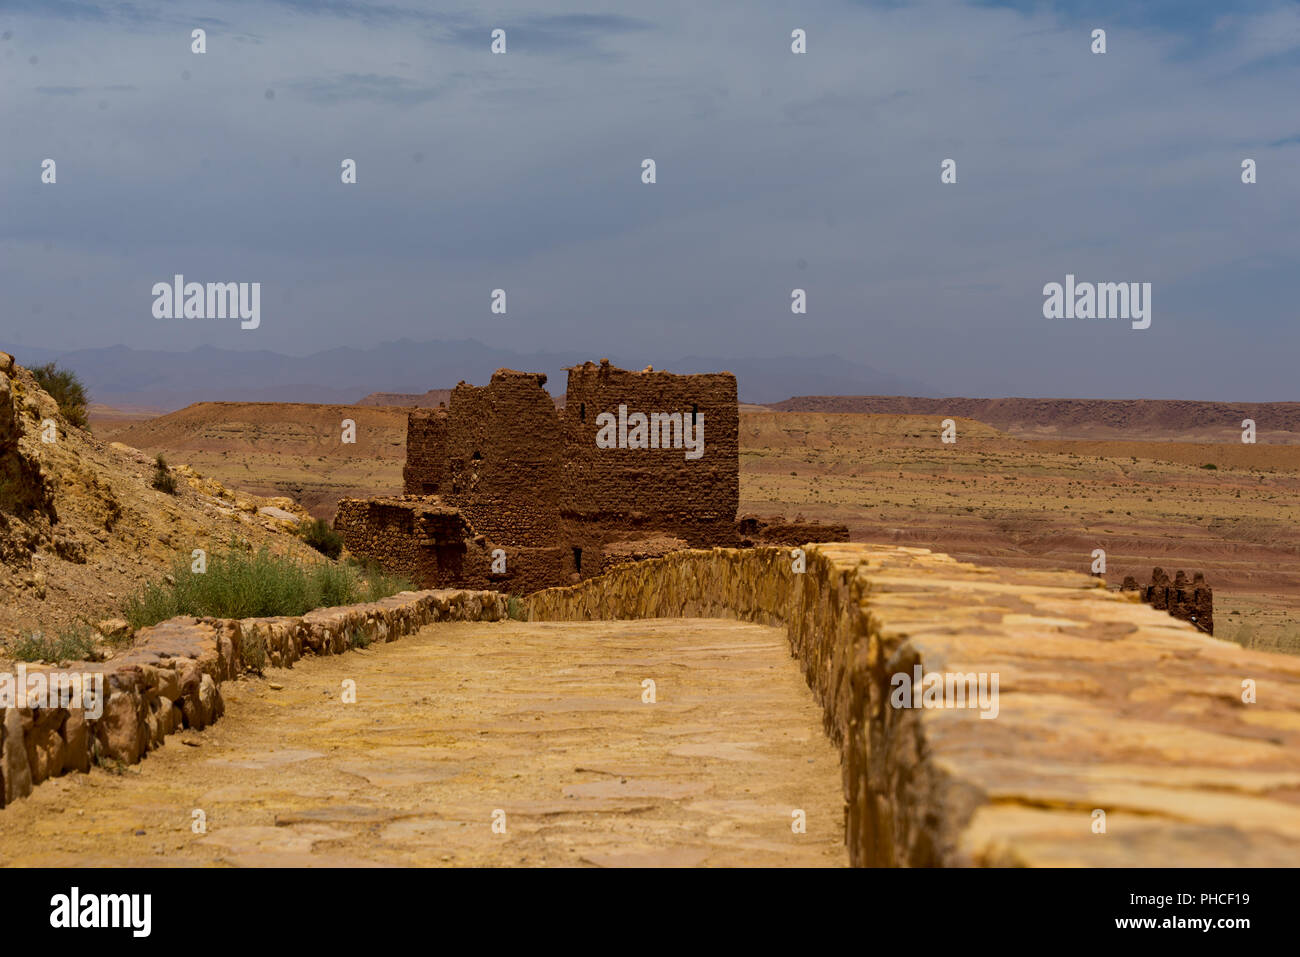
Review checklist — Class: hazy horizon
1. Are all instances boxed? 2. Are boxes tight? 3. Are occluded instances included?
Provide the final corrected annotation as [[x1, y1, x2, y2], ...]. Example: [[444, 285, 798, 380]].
[[3, 0, 1297, 400]]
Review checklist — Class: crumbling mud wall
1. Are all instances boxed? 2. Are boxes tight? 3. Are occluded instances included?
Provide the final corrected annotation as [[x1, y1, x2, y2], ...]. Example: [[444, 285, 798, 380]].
[[437, 370, 564, 548], [402, 409, 448, 496], [1122, 568, 1213, 634], [528, 543, 1300, 867], [559, 360, 739, 552], [345, 361, 844, 593], [334, 496, 570, 594], [0, 589, 506, 809]]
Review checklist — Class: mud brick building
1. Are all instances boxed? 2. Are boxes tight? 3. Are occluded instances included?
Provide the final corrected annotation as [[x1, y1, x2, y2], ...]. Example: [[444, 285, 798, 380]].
[[1122, 567, 1214, 635], [337, 359, 784, 594]]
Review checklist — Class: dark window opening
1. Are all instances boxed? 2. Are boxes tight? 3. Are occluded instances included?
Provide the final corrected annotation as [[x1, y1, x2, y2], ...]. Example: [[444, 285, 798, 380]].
[[580, 403, 586, 422], [572, 547, 582, 574]]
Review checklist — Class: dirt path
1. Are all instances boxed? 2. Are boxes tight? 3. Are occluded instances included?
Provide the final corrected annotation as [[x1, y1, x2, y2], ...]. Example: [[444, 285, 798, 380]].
[[0, 619, 846, 867]]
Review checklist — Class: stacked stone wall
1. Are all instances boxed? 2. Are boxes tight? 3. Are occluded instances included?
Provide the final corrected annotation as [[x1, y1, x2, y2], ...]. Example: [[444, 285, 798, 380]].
[[527, 543, 1300, 867], [0, 589, 506, 808]]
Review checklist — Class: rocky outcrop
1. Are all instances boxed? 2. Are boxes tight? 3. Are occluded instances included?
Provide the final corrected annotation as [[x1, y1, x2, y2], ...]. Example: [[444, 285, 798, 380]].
[[0, 588, 505, 808], [528, 543, 1300, 867]]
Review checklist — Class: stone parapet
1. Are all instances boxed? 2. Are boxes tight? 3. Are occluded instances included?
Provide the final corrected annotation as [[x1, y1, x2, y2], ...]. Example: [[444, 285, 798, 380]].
[[0, 589, 506, 809], [527, 543, 1300, 866]]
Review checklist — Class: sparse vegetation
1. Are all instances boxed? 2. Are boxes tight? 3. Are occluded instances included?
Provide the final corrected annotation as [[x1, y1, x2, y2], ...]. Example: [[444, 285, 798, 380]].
[[298, 517, 344, 559], [1201, 463, 1217, 470], [349, 558, 412, 602], [31, 362, 90, 430], [506, 595, 527, 621], [151, 454, 178, 494], [121, 544, 410, 630], [10, 623, 97, 663]]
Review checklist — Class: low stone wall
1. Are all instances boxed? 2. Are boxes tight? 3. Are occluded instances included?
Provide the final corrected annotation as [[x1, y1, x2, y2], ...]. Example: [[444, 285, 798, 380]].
[[0, 589, 506, 809], [528, 543, 1300, 866]]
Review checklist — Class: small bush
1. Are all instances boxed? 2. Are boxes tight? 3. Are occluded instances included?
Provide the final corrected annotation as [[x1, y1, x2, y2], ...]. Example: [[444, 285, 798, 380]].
[[298, 518, 343, 559], [10, 624, 97, 663], [121, 544, 410, 630], [151, 454, 178, 494], [506, 595, 527, 621], [1201, 463, 1217, 470], [31, 362, 90, 430]]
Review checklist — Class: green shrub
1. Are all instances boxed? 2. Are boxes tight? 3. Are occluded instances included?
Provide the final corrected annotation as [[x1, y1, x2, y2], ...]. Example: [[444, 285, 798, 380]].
[[151, 454, 178, 494], [506, 595, 527, 621], [1201, 463, 1218, 470], [31, 362, 90, 430], [121, 544, 410, 630], [298, 518, 343, 559], [10, 624, 97, 663]]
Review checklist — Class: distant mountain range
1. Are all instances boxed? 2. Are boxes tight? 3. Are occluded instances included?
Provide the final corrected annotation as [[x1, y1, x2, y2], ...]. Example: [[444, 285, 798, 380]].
[[0, 339, 934, 410]]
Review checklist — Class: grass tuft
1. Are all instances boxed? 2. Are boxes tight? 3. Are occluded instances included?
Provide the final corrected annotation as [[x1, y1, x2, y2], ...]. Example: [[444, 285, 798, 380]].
[[151, 454, 178, 494], [122, 544, 411, 630], [10, 623, 97, 663]]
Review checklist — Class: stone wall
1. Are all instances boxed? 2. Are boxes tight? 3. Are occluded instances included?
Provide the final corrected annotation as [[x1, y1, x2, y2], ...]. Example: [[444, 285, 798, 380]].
[[334, 496, 570, 594], [559, 360, 739, 550], [0, 588, 506, 809], [527, 543, 1300, 866], [438, 370, 564, 547], [402, 409, 448, 496]]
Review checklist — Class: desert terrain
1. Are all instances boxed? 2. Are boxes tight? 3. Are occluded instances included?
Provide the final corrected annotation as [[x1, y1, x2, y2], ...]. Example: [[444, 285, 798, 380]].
[[92, 397, 1299, 656], [0, 360, 325, 644]]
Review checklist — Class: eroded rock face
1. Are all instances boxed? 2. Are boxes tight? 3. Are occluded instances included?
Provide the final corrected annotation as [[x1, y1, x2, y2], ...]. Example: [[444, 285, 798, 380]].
[[0, 588, 507, 809], [528, 543, 1300, 867], [0, 360, 55, 543]]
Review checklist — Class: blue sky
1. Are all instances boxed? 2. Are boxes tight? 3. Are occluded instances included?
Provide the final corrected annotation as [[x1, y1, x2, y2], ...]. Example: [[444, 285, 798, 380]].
[[1, 0, 1297, 399]]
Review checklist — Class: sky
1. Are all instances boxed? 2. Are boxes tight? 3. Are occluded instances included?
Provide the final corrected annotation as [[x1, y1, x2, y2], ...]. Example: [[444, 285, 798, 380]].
[[0, 0, 1297, 399]]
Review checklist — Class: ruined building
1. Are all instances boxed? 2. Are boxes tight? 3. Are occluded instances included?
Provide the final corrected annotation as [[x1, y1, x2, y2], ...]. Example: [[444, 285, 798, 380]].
[[1122, 568, 1214, 635], [337, 360, 842, 594]]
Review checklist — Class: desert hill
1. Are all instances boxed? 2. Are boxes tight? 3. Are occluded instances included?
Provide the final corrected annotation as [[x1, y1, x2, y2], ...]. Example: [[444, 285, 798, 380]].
[[101, 401, 410, 519], [356, 389, 453, 408], [769, 396, 1300, 443], [0, 356, 319, 641]]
